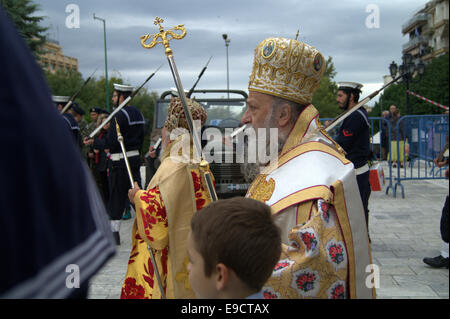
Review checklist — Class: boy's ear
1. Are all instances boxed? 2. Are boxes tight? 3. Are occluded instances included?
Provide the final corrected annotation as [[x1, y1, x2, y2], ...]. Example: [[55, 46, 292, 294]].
[[215, 263, 230, 291]]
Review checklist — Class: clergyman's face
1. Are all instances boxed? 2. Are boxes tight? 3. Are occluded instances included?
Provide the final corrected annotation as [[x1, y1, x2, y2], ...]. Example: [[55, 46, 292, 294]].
[[186, 231, 218, 299], [242, 91, 274, 130]]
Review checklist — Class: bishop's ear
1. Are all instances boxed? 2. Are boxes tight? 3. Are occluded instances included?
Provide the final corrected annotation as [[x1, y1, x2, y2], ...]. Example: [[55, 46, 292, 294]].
[[276, 103, 292, 127]]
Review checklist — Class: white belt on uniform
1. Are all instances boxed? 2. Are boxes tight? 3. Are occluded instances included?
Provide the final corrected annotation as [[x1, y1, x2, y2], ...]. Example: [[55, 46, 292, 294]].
[[355, 163, 369, 176], [110, 150, 140, 161]]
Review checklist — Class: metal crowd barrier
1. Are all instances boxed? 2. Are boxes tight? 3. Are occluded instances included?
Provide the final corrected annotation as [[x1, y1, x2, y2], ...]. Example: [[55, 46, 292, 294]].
[[321, 114, 448, 198], [388, 114, 448, 198]]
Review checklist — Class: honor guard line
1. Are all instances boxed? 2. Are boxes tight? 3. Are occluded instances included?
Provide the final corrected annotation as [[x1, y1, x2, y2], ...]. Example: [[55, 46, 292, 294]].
[[88, 65, 162, 139], [140, 16, 218, 202]]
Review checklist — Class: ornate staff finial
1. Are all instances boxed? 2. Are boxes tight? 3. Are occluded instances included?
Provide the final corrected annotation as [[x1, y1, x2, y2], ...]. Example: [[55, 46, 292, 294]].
[[139, 16, 218, 203], [154, 17, 164, 31], [140, 16, 186, 57]]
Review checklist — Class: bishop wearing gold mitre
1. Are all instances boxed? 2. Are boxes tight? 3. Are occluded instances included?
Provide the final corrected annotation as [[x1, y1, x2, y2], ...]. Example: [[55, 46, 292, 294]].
[[120, 98, 213, 299], [241, 37, 375, 299]]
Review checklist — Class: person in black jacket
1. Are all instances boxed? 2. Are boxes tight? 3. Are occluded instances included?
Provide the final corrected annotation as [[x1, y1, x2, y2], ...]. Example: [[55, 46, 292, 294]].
[[335, 82, 371, 238], [83, 113, 111, 206], [104, 84, 145, 245]]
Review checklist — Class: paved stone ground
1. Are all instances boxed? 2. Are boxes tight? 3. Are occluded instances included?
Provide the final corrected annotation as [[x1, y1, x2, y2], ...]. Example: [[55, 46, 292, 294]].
[[87, 163, 449, 299]]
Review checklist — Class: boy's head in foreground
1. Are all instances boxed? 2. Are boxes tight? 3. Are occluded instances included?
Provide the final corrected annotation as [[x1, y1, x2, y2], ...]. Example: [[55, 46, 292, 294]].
[[187, 197, 281, 299]]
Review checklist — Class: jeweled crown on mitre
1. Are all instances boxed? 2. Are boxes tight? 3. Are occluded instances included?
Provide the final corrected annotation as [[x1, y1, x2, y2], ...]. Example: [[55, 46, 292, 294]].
[[164, 97, 207, 132], [248, 37, 325, 105]]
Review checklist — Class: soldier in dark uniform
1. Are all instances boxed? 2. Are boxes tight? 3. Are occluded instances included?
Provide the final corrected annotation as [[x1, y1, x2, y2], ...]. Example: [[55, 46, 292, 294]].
[[335, 82, 372, 238], [105, 83, 145, 245], [53, 95, 82, 150], [69, 103, 86, 151], [83, 107, 103, 169], [87, 107, 102, 135]]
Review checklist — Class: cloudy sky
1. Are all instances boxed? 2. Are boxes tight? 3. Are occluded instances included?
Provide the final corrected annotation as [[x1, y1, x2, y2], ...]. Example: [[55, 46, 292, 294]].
[[34, 0, 428, 106]]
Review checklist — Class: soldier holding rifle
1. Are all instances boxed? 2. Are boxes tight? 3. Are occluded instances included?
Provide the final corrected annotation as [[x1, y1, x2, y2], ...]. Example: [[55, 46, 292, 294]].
[[105, 83, 145, 245]]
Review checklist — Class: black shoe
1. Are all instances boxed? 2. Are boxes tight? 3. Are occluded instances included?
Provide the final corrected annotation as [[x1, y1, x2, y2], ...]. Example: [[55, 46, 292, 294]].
[[113, 231, 120, 245], [423, 255, 449, 268]]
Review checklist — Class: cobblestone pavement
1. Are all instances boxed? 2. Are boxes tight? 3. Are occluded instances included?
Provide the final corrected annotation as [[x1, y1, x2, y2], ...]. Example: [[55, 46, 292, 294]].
[[87, 164, 449, 299]]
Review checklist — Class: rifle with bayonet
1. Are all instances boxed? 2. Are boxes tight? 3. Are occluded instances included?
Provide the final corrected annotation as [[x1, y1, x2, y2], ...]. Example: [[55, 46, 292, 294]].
[[88, 65, 162, 138], [324, 74, 404, 133], [148, 57, 213, 157], [61, 68, 97, 114], [186, 56, 212, 98]]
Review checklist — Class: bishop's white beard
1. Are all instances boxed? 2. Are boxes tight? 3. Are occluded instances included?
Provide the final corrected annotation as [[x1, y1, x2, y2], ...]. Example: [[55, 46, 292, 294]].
[[240, 131, 261, 183], [239, 110, 287, 184]]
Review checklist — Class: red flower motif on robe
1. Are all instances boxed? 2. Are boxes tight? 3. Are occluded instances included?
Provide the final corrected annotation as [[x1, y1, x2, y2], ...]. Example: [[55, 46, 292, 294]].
[[191, 171, 202, 192], [121, 277, 147, 299], [331, 284, 345, 299], [263, 290, 278, 299]]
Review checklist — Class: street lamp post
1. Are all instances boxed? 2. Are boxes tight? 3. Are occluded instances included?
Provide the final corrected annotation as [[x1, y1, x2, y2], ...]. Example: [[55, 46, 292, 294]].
[[222, 34, 230, 99], [389, 53, 425, 115], [94, 13, 110, 112]]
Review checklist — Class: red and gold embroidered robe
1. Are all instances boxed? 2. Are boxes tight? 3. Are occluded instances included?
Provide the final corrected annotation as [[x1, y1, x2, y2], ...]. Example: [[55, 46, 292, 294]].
[[121, 136, 213, 299]]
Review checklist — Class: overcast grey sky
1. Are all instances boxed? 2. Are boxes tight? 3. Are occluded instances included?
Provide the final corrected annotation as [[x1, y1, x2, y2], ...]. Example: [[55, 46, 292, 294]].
[[34, 0, 428, 105]]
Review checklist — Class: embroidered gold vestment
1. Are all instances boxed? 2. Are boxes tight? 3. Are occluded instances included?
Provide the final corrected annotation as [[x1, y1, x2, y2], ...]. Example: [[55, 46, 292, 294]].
[[246, 105, 375, 299]]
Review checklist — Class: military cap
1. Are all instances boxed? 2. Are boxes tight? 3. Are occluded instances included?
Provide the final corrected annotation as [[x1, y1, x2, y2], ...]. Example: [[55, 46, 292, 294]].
[[89, 107, 102, 114], [338, 82, 363, 93], [113, 83, 133, 93], [71, 103, 85, 116], [52, 96, 70, 103]]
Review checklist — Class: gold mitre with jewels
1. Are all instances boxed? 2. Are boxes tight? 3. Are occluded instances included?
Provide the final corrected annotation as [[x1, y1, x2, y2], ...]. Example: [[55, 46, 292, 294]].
[[248, 37, 325, 105]]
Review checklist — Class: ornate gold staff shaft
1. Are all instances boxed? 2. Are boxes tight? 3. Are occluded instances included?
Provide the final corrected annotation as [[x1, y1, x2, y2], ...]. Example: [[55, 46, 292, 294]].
[[115, 118, 167, 299], [115, 119, 135, 188], [141, 17, 218, 202]]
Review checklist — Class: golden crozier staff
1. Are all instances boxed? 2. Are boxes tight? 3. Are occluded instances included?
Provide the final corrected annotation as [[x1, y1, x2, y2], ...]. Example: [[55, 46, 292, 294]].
[[140, 17, 217, 201]]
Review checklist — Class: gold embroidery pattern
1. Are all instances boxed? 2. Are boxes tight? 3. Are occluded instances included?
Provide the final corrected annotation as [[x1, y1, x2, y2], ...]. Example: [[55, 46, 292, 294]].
[[175, 256, 191, 290], [262, 201, 348, 299], [248, 174, 275, 203]]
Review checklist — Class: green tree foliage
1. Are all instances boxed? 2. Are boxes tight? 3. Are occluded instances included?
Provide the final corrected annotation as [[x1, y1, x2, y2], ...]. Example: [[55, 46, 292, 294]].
[[373, 53, 449, 116], [45, 70, 157, 156], [312, 56, 340, 118], [1, 0, 47, 57]]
